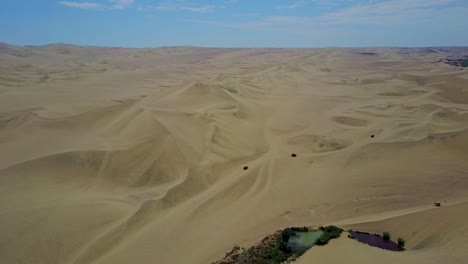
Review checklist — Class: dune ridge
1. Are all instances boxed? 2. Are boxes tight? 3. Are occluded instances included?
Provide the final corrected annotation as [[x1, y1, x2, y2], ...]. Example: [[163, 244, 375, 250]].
[[1, 45, 468, 264]]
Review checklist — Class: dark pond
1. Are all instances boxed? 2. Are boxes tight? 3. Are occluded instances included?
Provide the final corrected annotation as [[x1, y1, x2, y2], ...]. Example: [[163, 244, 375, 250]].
[[287, 230, 323, 253], [446, 57, 468, 67], [349, 232, 404, 251]]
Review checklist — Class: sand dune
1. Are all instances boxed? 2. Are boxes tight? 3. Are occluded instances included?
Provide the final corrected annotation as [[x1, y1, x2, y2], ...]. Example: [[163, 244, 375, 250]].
[[1, 44, 468, 263], [297, 201, 468, 264]]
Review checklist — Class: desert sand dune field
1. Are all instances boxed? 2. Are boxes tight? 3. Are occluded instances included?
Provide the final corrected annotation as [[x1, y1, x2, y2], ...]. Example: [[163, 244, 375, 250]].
[[1, 43, 468, 263]]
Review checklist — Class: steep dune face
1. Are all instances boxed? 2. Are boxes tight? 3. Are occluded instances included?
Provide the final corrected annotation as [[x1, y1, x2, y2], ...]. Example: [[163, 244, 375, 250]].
[[1, 45, 468, 264]]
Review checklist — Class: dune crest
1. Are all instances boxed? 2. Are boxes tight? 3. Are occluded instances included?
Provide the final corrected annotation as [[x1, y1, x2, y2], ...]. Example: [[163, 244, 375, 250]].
[[1, 45, 468, 264]]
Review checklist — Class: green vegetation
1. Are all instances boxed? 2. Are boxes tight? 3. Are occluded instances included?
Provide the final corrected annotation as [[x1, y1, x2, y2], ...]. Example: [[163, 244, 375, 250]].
[[398, 237, 406, 248], [263, 237, 292, 263], [316, 226, 344, 245], [290, 226, 310, 232], [217, 228, 406, 263], [383, 232, 391, 241], [262, 227, 313, 262], [214, 225, 344, 264]]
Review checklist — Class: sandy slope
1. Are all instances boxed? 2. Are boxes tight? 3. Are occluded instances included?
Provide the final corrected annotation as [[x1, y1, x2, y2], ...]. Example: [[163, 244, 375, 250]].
[[1, 44, 468, 264], [298, 201, 468, 264]]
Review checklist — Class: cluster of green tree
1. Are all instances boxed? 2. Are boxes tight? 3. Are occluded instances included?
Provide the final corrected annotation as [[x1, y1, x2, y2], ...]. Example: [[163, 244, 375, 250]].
[[383, 232, 406, 248], [398, 238, 406, 248], [262, 229, 295, 263], [316, 226, 344, 245], [215, 226, 346, 264], [290, 226, 310, 232], [263, 226, 344, 263]]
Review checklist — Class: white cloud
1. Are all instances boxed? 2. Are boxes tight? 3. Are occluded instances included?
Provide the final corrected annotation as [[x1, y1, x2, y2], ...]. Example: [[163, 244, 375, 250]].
[[142, 2, 216, 13], [276, 1, 306, 9], [181, 5, 216, 13], [58, 0, 134, 10], [109, 0, 134, 9], [231, 12, 259, 17], [307, 0, 467, 25], [153, 4, 177, 11], [189, 0, 468, 44], [58, 1, 102, 9], [222, 0, 467, 28], [275, 0, 341, 9]]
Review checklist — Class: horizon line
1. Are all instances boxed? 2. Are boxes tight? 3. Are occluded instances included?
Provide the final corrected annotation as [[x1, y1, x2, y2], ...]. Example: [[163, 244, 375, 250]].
[[2, 41, 468, 50]]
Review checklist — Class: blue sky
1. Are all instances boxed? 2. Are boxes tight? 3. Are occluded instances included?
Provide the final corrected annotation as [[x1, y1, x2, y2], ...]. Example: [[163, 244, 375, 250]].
[[1, 0, 468, 47]]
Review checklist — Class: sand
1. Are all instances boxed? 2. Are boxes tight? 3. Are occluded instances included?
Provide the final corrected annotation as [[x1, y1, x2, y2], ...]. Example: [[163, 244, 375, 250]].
[[1, 43, 468, 264]]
